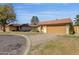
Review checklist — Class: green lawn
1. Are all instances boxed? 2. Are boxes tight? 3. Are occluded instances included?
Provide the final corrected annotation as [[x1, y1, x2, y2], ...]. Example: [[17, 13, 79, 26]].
[[30, 35, 79, 55]]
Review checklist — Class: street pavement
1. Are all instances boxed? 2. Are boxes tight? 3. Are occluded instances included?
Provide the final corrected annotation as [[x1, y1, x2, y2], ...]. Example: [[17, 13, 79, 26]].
[[0, 35, 26, 55]]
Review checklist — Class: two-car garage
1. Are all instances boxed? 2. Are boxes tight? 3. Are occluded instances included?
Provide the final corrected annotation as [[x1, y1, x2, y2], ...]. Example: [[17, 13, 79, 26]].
[[38, 18, 72, 35], [47, 25, 69, 35]]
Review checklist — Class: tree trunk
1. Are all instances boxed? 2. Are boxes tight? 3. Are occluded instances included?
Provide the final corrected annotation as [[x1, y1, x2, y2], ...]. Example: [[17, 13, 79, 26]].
[[2, 25, 6, 32]]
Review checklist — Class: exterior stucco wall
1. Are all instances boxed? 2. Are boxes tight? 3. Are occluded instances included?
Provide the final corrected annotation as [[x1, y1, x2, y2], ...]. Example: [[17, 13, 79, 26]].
[[38, 26, 47, 33], [66, 25, 70, 35], [38, 26, 41, 32], [6, 26, 17, 31], [74, 26, 79, 34], [10, 26, 17, 31], [6, 26, 10, 32], [42, 26, 47, 33]]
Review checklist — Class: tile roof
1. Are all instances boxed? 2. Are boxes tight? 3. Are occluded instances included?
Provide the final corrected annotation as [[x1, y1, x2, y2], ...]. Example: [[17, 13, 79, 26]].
[[39, 18, 72, 25], [8, 24, 21, 26]]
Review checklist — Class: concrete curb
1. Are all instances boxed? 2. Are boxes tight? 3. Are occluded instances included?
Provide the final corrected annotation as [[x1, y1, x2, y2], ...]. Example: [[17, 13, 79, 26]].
[[20, 35, 31, 55], [12, 34, 31, 55]]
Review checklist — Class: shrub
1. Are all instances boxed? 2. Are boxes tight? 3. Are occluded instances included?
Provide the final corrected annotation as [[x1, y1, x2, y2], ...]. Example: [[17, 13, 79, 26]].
[[31, 27, 39, 32], [69, 24, 75, 34]]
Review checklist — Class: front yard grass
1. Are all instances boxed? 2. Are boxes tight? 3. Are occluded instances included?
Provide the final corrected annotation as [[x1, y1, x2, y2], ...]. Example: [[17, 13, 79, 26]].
[[30, 35, 79, 55], [0, 32, 40, 35]]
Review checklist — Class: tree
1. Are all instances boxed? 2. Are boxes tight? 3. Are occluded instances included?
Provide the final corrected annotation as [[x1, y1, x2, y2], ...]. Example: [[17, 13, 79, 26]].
[[31, 16, 39, 32], [31, 16, 39, 25], [0, 4, 16, 32], [75, 15, 79, 25]]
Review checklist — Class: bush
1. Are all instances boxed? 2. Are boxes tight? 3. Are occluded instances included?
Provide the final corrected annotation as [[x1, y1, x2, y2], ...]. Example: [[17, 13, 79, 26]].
[[69, 24, 75, 34], [31, 27, 39, 32]]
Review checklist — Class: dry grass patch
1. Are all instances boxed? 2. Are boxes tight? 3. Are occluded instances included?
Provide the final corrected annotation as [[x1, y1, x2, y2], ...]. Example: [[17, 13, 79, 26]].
[[0, 32, 40, 35], [30, 35, 79, 55]]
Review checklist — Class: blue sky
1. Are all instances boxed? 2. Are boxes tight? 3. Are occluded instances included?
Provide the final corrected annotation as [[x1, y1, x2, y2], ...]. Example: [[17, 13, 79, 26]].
[[12, 3, 79, 24]]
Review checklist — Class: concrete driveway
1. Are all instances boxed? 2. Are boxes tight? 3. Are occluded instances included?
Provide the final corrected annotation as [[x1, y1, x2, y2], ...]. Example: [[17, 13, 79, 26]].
[[28, 33, 57, 47]]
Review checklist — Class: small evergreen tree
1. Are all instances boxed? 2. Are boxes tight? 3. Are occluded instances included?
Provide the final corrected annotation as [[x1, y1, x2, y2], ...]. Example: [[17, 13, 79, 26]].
[[75, 15, 79, 25], [69, 23, 75, 34], [31, 16, 39, 25], [31, 16, 39, 32]]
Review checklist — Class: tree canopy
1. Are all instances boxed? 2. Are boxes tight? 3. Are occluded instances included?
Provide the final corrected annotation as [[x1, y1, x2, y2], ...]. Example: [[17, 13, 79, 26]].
[[0, 4, 16, 32], [75, 15, 79, 25]]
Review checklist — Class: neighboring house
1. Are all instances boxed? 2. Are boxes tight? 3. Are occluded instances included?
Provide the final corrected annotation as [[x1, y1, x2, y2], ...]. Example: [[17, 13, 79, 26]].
[[6, 24, 21, 32], [38, 18, 72, 35], [4, 24, 38, 32], [6, 23, 33, 32], [21, 24, 31, 31], [6, 24, 31, 32]]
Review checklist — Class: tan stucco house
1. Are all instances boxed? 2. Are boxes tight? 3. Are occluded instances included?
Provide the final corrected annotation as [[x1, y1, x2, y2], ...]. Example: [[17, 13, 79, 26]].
[[5, 24, 32, 32], [38, 18, 72, 35], [6, 24, 21, 32]]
